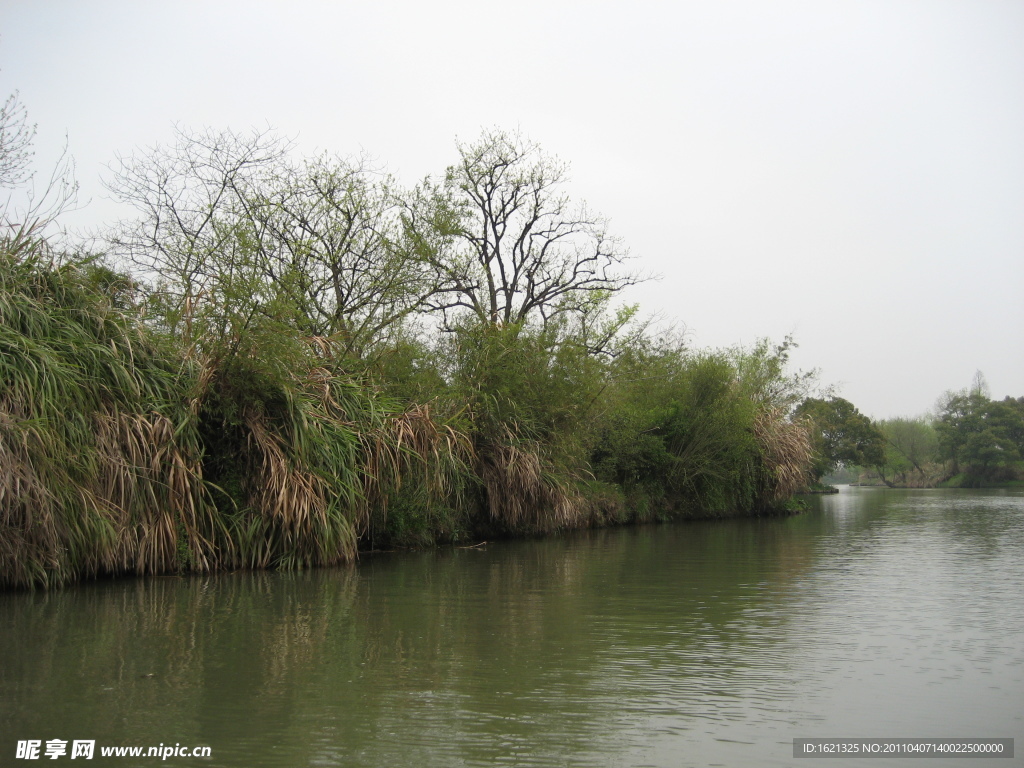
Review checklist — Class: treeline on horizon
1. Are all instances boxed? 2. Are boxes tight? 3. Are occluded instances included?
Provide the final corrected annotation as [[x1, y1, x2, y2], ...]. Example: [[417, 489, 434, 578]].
[[796, 373, 1024, 490]]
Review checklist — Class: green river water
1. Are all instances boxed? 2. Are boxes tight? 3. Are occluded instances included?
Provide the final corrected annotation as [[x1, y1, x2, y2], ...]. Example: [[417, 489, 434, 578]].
[[2, 487, 1022, 767]]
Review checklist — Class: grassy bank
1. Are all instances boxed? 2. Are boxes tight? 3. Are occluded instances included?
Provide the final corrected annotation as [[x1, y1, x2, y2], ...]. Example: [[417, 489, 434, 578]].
[[937, 474, 1024, 489], [1, 123, 823, 588], [0, 229, 813, 589]]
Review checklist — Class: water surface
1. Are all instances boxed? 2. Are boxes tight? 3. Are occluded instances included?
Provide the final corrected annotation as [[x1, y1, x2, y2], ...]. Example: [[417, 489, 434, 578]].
[[2, 487, 1022, 766]]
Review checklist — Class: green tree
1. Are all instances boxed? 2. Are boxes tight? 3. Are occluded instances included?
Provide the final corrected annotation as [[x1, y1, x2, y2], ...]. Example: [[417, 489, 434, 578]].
[[875, 416, 939, 484], [936, 376, 1023, 482], [796, 397, 885, 481], [994, 396, 1024, 456], [401, 130, 654, 533], [935, 377, 989, 474]]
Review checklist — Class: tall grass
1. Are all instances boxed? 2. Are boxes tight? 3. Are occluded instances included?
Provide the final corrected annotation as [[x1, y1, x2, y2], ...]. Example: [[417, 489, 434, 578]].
[[437, 322, 595, 535], [752, 406, 813, 507], [0, 230, 472, 586], [0, 229, 218, 588], [475, 425, 583, 533], [188, 334, 472, 568], [2, 225, 816, 588], [200, 358, 367, 570]]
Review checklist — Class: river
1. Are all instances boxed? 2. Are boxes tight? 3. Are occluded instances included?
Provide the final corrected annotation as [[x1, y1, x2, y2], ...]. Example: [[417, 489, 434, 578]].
[[2, 487, 1022, 767]]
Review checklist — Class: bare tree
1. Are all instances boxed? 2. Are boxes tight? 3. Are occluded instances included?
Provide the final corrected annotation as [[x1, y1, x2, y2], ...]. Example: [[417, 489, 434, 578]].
[[422, 129, 643, 330], [1, 90, 78, 237], [248, 153, 440, 351], [106, 126, 440, 356], [105, 126, 288, 344], [0, 91, 34, 189]]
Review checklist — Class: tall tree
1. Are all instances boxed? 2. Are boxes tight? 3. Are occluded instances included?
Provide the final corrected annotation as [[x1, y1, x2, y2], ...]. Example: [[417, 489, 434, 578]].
[[936, 376, 1022, 479], [420, 129, 643, 331], [237, 152, 440, 354], [105, 126, 289, 346], [935, 373, 991, 474]]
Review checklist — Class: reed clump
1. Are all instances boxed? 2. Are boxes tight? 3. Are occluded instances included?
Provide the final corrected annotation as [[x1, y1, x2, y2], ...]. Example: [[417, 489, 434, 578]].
[[189, 342, 472, 570], [752, 406, 814, 506], [0, 225, 473, 586], [0, 230, 218, 588], [0, 231, 818, 588], [476, 427, 583, 533]]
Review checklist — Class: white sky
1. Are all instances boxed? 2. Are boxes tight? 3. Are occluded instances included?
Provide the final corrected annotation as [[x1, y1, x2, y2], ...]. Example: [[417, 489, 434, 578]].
[[3, 0, 1022, 419]]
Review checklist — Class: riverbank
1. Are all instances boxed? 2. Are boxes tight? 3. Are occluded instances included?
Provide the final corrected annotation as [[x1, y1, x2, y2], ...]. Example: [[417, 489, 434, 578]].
[[1, 237, 814, 590], [847, 474, 1024, 490], [938, 475, 1024, 489], [798, 484, 840, 494]]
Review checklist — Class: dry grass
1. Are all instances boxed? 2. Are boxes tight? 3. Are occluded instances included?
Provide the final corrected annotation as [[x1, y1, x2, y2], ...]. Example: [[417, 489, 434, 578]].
[[0, 408, 65, 587], [363, 402, 473, 512], [477, 428, 583, 532], [240, 404, 345, 568], [753, 406, 814, 502], [203, 360, 476, 568], [92, 408, 217, 574], [0, 241, 220, 587]]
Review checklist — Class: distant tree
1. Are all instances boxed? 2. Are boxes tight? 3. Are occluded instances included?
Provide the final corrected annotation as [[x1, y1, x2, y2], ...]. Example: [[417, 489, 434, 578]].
[[876, 417, 937, 483], [417, 129, 644, 332], [935, 389, 985, 474], [877, 417, 939, 479], [963, 427, 1019, 476], [796, 396, 885, 481], [937, 397, 1019, 481], [996, 396, 1024, 455], [936, 378, 1023, 480]]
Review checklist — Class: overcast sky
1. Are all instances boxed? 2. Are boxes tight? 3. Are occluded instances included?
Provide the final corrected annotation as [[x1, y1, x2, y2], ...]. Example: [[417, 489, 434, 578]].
[[3, 0, 1022, 418]]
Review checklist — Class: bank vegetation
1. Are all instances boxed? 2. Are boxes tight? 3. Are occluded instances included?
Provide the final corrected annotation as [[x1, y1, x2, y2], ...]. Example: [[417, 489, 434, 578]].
[[1, 116, 820, 588]]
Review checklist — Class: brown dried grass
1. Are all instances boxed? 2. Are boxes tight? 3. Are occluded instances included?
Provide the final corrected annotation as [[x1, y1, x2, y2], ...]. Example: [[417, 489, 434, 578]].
[[241, 405, 344, 568], [477, 428, 583, 532], [753, 406, 814, 502], [92, 407, 218, 574], [0, 409, 65, 586], [363, 403, 473, 502]]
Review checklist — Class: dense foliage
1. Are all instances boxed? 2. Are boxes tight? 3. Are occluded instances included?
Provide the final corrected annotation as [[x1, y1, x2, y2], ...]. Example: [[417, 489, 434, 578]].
[[795, 396, 885, 482], [935, 380, 1024, 485], [2, 112, 818, 588]]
